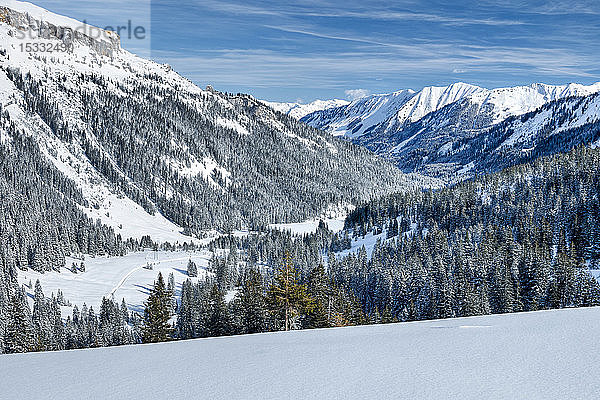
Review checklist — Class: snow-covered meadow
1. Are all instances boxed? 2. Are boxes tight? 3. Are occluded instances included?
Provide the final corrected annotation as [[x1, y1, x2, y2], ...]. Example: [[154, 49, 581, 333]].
[[17, 250, 212, 314], [3, 306, 600, 399]]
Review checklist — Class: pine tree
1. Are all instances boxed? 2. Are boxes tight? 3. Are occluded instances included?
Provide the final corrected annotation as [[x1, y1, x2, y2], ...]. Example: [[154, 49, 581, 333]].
[[233, 269, 267, 334], [4, 288, 33, 353], [187, 259, 198, 277], [206, 284, 231, 337], [142, 273, 172, 343], [267, 252, 314, 331], [32, 280, 50, 351], [306, 264, 332, 329]]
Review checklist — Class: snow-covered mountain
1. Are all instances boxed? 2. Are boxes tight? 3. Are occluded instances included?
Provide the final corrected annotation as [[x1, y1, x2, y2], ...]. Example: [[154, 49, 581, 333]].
[[302, 81, 600, 140], [261, 98, 349, 120], [301, 89, 416, 138], [358, 91, 600, 181], [301, 81, 600, 181], [0, 1, 429, 242]]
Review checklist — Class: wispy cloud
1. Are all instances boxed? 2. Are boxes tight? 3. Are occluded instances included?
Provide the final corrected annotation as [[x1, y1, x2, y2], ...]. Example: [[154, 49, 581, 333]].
[[345, 89, 371, 100], [151, 43, 599, 93], [197, 0, 526, 26]]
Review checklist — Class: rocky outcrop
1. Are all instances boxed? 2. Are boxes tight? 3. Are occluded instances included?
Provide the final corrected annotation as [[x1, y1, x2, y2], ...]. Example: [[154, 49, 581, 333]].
[[0, 6, 120, 56]]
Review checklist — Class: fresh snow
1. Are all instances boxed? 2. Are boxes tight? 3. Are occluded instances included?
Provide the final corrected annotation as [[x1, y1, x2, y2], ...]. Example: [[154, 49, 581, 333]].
[[303, 81, 600, 140], [269, 216, 346, 235], [269, 204, 354, 235], [262, 99, 349, 120], [17, 250, 212, 313], [3, 307, 600, 399]]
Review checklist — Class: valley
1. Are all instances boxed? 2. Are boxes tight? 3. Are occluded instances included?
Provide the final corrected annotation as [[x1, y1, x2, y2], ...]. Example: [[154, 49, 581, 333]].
[[1, 4, 600, 399]]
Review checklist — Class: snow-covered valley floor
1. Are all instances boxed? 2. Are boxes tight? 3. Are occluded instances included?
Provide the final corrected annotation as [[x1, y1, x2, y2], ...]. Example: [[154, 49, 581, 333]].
[[17, 250, 211, 314], [3, 307, 600, 400]]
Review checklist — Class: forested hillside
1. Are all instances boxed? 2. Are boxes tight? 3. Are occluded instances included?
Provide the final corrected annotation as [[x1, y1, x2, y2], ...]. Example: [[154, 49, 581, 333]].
[[338, 144, 600, 318], [302, 82, 600, 182]]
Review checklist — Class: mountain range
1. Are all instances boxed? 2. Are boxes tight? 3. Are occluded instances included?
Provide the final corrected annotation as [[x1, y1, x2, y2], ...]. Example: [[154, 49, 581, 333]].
[[3, 1, 600, 373], [298, 82, 600, 181]]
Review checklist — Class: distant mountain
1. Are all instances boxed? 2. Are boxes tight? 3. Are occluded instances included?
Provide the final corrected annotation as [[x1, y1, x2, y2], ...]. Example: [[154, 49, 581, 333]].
[[357, 91, 600, 181], [261, 99, 349, 120], [301, 82, 600, 181], [0, 1, 433, 245], [302, 82, 600, 139], [300, 89, 416, 138]]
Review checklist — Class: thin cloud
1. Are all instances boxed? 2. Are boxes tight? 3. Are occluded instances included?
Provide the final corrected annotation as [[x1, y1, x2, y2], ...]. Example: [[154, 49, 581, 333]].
[[345, 89, 371, 100], [198, 0, 526, 26]]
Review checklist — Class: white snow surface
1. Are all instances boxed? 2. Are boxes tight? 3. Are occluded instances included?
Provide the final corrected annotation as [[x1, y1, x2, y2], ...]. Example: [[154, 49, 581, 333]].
[[17, 250, 212, 313], [3, 306, 600, 399], [269, 203, 354, 234], [262, 98, 349, 120], [303, 81, 600, 139], [269, 216, 346, 235]]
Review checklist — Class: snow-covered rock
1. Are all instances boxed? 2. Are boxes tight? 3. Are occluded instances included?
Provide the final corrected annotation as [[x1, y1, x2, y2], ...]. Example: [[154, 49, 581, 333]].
[[261, 98, 349, 120]]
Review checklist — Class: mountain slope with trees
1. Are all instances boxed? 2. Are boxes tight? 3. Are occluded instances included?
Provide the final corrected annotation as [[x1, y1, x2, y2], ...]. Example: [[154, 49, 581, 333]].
[[301, 82, 600, 182], [0, 2, 429, 239]]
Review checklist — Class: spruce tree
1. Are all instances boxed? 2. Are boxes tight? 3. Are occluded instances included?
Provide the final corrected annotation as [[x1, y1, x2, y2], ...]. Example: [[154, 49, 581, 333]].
[[4, 288, 33, 353], [206, 284, 231, 337], [234, 269, 268, 334], [306, 264, 332, 329], [142, 273, 172, 343], [267, 252, 314, 331], [187, 259, 198, 277]]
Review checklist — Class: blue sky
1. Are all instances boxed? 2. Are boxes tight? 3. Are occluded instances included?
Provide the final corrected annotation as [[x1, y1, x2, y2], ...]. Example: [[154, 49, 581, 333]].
[[30, 0, 600, 102]]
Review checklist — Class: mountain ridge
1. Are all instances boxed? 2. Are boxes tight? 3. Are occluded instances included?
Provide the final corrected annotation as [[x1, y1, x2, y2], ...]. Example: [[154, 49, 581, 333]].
[[0, 1, 432, 243], [296, 80, 600, 181]]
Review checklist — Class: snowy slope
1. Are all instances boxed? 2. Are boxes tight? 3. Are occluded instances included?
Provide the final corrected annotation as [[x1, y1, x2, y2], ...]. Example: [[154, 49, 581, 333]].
[[3, 307, 600, 399], [301, 89, 416, 138], [302, 81, 600, 141], [261, 98, 349, 120]]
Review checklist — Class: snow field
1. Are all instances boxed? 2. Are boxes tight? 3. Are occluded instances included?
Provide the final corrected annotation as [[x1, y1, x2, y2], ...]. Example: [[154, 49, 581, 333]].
[[17, 250, 212, 314], [2, 307, 600, 400]]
